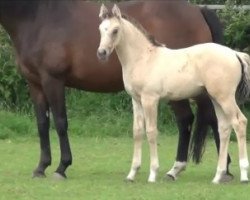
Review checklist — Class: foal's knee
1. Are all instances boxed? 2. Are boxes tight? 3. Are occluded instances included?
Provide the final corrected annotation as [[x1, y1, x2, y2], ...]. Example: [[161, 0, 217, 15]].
[[146, 129, 158, 144], [218, 124, 231, 141], [133, 128, 144, 141]]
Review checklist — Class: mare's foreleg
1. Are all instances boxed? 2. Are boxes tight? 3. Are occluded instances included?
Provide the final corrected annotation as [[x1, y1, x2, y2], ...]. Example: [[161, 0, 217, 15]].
[[166, 100, 194, 180], [126, 98, 145, 181], [29, 82, 51, 178], [141, 95, 159, 182], [42, 75, 72, 179]]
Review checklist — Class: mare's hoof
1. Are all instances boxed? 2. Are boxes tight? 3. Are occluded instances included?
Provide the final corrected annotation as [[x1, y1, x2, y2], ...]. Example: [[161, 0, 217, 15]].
[[53, 172, 67, 180], [165, 174, 176, 181], [32, 170, 46, 178]]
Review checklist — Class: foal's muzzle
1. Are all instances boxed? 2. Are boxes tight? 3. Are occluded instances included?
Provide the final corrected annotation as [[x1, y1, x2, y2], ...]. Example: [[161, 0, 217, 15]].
[[97, 48, 109, 62]]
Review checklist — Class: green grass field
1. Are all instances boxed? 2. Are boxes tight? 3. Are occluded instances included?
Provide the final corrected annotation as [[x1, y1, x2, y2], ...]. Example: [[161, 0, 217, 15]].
[[0, 135, 250, 200], [0, 105, 250, 200]]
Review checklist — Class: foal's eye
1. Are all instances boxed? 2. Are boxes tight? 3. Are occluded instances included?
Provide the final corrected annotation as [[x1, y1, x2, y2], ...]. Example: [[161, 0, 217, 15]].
[[112, 29, 118, 35]]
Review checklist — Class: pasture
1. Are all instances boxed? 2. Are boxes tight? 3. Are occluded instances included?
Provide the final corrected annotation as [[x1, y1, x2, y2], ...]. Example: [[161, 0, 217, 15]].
[[0, 93, 250, 200]]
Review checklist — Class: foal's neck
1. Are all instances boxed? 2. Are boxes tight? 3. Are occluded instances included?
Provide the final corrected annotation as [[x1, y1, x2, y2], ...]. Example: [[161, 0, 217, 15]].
[[115, 18, 154, 68]]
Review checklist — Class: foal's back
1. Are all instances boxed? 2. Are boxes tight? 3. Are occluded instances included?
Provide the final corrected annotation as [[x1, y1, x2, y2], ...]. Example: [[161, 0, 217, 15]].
[[149, 43, 242, 100]]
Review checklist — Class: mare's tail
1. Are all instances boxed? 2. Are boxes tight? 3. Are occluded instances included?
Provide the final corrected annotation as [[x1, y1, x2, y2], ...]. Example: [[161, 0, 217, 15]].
[[236, 52, 250, 104], [189, 7, 224, 164], [200, 7, 224, 43]]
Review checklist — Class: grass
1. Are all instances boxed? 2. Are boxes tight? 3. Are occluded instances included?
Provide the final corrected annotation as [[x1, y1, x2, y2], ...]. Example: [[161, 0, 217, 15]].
[[0, 91, 178, 139], [0, 135, 250, 200], [1, 91, 250, 200]]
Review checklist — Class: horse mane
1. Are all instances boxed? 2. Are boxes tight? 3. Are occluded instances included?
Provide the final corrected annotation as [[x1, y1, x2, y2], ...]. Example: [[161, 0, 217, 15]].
[[121, 14, 165, 47], [102, 12, 165, 47]]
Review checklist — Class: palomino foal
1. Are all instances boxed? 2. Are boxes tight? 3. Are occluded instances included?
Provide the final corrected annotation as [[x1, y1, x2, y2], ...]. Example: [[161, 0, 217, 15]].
[[97, 4, 250, 183]]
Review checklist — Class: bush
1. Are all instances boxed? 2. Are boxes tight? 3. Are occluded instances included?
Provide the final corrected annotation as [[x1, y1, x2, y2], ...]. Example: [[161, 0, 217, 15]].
[[218, 0, 250, 51], [0, 28, 30, 111]]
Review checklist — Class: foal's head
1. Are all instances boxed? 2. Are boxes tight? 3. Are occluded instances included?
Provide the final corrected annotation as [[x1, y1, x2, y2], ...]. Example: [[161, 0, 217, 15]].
[[97, 4, 122, 62]]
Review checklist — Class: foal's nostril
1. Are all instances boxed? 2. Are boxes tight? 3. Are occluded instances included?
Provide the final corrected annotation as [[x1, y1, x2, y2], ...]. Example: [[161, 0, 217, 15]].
[[98, 49, 107, 57]]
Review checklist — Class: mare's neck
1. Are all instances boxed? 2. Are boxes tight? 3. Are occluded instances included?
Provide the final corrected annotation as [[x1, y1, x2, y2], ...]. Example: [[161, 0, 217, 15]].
[[115, 18, 154, 68]]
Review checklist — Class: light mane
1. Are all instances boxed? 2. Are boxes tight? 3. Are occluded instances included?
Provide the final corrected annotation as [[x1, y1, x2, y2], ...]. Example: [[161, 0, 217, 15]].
[[103, 12, 165, 47], [121, 14, 165, 47]]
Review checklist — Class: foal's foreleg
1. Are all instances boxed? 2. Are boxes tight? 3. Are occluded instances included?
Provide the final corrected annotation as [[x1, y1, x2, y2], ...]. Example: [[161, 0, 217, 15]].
[[29, 82, 51, 178], [141, 95, 159, 182], [126, 98, 145, 181]]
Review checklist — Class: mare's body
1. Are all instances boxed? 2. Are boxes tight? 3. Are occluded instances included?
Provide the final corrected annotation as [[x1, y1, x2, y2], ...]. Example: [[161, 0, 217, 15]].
[[0, 0, 225, 179]]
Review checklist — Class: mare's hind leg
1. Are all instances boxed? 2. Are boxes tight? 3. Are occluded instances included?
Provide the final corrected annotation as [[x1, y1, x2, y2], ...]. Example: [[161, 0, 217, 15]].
[[29, 82, 51, 178], [126, 98, 145, 181], [141, 95, 160, 182], [42, 75, 72, 179], [166, 100, 194, 180]]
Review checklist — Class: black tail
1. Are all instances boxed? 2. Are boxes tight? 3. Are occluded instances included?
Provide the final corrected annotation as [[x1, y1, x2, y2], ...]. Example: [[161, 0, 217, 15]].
[[200, 7, 224, 44], [189, 7, 224, 164]]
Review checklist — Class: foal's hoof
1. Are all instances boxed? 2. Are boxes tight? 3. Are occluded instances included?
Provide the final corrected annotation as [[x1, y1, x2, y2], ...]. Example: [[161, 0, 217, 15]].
[[165, 173, 176, 181], [125, 177, 135, 183], [124, 179, 134, 183], [53, 172, 67, 180], [213, 173, 234, 184], [220, 173, 234, 183], [32, 170, 46, 178], [241, 180, 249, 184]]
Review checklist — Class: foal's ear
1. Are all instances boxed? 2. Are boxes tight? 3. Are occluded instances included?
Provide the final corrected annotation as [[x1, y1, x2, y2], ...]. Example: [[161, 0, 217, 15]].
[[99, 4, 109, 20], [112, 4, 122, 19]]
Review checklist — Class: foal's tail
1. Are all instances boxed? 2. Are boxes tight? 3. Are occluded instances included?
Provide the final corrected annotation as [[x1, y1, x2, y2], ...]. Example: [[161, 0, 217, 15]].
[[236, 52, 250, 104]]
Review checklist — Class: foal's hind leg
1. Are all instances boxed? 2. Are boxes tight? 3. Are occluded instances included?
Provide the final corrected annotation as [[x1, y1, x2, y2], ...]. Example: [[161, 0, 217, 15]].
[[29, 82, 51, 178], [195, 95, 232, 177], [210, 100, 232, 184], [228, 105, 249, 182], [141, 95, 160, 182], [166, 100, 194, 180], [126, 98, 145, 182], [212, 98, 249, 183], [42, 75, 72, 179]]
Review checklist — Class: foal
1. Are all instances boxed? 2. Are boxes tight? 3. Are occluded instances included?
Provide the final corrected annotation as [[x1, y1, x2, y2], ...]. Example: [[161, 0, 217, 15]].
[[97, 4, 250, 184]]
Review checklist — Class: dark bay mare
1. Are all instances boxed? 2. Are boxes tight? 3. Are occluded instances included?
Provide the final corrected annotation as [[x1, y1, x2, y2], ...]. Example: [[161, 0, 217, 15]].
[[0, 0, 231, 179]]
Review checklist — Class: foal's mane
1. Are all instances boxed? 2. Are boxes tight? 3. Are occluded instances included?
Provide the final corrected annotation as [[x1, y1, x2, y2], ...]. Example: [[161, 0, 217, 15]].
[[102, 11, 164, 47], [121, 14, 165, 47]]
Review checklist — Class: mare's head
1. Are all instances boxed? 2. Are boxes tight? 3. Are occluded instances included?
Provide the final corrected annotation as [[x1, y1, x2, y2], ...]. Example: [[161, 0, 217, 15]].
[[97, 4, 122, 62]]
